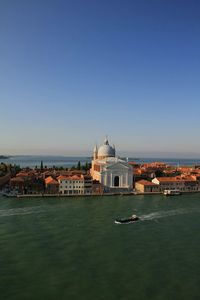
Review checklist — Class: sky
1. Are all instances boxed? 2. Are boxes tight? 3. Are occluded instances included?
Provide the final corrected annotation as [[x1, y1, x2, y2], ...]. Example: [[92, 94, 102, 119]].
[[1, 0, 200, 157]]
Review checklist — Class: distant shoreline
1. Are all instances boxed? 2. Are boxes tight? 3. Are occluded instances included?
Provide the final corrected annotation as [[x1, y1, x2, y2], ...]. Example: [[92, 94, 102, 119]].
[[0, 155, 10, 160], [0, 155, 200, 168]]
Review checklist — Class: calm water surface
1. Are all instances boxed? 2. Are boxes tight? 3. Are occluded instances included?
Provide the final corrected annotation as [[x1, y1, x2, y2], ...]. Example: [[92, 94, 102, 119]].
[[1, 194, 200, 300], [1, 155, 200, 168]]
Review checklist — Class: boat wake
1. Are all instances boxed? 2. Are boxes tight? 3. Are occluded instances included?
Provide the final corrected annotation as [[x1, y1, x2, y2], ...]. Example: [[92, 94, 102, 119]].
[[0, 206, 47, 218], [140, 207, 200, 221]]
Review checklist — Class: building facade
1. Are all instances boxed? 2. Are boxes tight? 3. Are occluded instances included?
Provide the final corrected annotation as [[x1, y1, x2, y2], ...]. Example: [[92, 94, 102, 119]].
[[83, 175, 93, 195], [90, 138, 133, 192], [45, 176, 59, 194], [152, 176, 199, 192], [135, 180, 160, 193], [58, 175, 84, 195]]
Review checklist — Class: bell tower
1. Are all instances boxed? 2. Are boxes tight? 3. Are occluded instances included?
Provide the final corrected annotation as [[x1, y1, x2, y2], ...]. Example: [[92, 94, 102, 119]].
[[93, 145, 98, 160]]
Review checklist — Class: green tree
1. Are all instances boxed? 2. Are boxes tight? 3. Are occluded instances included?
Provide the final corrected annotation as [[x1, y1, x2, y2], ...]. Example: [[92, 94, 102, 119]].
[[155, 170, 163, 177], [40, 161, 44, 170], [77, 161, 81, 170]]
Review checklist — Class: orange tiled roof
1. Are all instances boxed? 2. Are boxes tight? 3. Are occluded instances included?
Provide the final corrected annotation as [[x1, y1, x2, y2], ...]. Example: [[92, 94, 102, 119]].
[[57, 175, 83, 181], [134, 169, 142, 175], [156, 176, 196, 182], [16, 172, 30, 177], [10, 177, 24, 182], [45, 176, 59, 185], [136, 180, 158, 186]]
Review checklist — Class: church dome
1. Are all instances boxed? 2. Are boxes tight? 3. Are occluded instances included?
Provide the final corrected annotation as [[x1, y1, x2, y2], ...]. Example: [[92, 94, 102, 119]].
[[98, 138, 115, 159]]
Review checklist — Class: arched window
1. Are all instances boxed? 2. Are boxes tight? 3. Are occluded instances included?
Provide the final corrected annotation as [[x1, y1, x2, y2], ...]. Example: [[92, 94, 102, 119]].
[[114, 176, 119, 187]]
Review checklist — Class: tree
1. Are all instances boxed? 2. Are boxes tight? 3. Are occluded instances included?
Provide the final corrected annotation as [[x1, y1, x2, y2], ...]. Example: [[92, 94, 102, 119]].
[[155, 170, 163, 177], [77, 161, 81, 170], [40, 161, 44, 170], [84, 162, 91, 171]]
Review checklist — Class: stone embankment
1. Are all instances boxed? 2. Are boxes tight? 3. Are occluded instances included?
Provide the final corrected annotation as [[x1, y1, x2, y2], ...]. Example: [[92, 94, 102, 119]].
[[15, 190, 200, 198], [17, 192, 135, 198]]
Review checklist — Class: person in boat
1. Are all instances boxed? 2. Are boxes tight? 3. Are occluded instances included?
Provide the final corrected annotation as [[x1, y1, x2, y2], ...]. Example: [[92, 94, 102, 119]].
[[130, 214, 139, 221], [131, 214, 136, 219]]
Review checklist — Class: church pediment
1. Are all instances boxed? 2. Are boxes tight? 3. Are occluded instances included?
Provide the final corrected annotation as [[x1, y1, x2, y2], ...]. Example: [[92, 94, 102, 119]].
[[105, 162, 130, 171]]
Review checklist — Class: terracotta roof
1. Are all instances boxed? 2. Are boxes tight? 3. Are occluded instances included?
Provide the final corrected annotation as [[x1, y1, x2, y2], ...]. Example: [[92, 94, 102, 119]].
[[134, 169, 142, 175], [57, 175, 83, 181], [45, 176, 59, 185], [181, 176, 197, 181], [142, 162, 168, 168], [16, 172, 30, 177], [156, 176, 196, 183], [10, 177, 24, 182], [57, 175, 66, 180], [136, 180, 158, 186]]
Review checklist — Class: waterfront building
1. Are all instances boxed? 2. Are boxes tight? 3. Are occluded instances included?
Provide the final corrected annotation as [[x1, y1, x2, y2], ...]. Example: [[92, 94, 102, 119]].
[[57, 174, 93, 195], [45, 176, 59, 194], [10, 170, 45, 194], [135, 180, 160, 193], [57, 175, 85, 195], [83, 175, 93, 195], [90, 138, 133, 192], [92, 180, 104, 195], [10, 177, 25, 193], [152, 176, 199, 192]]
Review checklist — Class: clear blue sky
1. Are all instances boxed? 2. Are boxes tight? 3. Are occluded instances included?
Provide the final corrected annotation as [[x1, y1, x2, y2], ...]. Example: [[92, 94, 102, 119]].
[[1, 0, 200, 157]]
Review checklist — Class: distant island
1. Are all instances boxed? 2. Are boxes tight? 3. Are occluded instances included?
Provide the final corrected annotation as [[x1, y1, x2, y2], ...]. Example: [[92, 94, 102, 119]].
[[0, 155, 10, 159]]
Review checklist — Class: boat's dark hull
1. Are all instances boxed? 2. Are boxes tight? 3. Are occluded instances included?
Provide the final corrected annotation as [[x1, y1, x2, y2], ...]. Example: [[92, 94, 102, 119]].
[[164, 193, 181, 196], [115, 217, 139, 224]]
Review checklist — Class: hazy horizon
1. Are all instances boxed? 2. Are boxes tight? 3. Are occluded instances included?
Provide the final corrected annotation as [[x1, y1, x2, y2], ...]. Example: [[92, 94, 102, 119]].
[[2, 149, 200, 160]]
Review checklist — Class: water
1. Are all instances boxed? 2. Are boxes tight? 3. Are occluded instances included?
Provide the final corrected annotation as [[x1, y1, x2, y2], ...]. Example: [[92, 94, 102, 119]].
[[0, 156, 92, 168], [1, 194, 200, 300], [1, 155, 200, 168]]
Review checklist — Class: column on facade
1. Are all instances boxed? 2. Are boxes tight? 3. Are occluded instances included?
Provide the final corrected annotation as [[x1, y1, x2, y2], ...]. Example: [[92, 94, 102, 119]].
[[119, 175, 122, 187], [111, 172, 113, 187], [105, 173, 108, 187], [126, 173, 128, 188]]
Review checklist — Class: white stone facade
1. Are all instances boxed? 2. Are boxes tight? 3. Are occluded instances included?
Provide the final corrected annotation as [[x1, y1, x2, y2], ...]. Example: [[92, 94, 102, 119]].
[[90, 139, 133, 192], [58, 176, 84, 195]]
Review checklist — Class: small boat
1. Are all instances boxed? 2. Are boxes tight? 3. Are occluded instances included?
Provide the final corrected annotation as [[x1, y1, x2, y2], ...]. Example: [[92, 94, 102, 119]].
[[115, 214, 139, 224], [2, 191, 18, 197], [163, 189, 181, 196]]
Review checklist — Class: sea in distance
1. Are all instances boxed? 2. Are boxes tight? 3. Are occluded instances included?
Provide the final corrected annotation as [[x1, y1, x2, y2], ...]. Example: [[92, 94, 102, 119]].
[[1, 193, 200, 300], [1, 155, 200, 168]]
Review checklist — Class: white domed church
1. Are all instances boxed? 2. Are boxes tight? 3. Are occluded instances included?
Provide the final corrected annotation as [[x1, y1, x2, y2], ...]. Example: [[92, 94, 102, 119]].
[[90, 138, 133, 192]]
